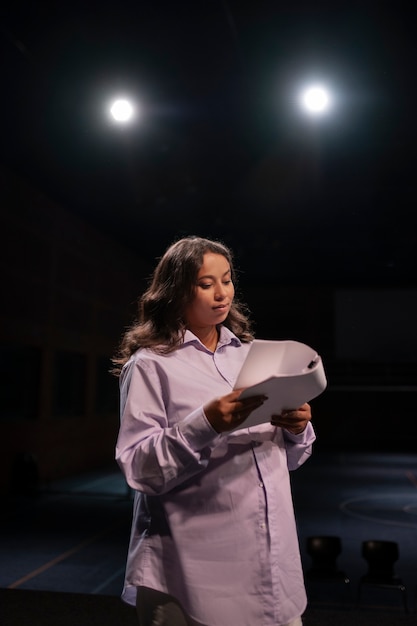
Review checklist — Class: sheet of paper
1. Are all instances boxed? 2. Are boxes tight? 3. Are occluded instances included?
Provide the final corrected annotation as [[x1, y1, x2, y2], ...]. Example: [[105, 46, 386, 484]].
[[233, 339, 327, 429]]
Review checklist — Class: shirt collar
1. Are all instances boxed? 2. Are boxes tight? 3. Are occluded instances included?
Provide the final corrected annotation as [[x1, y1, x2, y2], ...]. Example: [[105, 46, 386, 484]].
[[182, 326, 241, 350]]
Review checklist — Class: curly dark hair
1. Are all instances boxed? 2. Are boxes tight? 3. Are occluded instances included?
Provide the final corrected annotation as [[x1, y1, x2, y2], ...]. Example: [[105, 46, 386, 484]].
[[111, 236, 254, 375]]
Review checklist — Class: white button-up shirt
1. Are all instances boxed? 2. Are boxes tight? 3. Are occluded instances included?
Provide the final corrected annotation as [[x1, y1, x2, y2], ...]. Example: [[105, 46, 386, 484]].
[[116, 326, 315, 626]]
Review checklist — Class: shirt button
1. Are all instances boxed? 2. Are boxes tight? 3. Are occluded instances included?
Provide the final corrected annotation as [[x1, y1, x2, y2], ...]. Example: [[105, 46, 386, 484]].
[[259, 523, 266, 529], [259, 482, 264, 488]]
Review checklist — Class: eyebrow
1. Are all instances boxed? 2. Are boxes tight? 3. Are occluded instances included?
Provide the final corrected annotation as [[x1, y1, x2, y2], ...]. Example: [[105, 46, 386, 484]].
[[198, 269, 231, 280]]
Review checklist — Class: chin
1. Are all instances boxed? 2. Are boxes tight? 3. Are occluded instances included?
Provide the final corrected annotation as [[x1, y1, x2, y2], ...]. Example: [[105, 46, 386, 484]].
[[216, 312, 229, 324]]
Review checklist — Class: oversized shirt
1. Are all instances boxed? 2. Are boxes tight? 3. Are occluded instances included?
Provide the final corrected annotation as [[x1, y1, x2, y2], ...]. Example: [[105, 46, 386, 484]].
[[116, 326, 316, 626]]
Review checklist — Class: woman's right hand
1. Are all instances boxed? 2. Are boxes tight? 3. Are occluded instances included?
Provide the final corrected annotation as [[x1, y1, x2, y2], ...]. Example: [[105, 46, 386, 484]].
[[203, 389, 266, 433]]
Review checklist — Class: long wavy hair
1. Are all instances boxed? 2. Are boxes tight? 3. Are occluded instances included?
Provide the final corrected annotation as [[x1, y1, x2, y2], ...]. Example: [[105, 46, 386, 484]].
[[111, 236, 254, 375]]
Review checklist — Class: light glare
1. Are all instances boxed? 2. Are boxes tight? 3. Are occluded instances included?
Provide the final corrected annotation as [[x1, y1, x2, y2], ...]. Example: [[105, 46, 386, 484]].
[[110, 99, 134, 122], [301, 86, 331, 115]]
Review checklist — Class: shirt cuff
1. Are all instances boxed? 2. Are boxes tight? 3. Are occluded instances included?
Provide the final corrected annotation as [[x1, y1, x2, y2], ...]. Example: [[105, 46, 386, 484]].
[[283, 421, 315, 444], [178, 406, 221, 451]]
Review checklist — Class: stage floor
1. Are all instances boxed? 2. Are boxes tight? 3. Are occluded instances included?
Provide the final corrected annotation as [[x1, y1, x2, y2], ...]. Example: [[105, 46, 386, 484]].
[[1, 449, 417, 621]]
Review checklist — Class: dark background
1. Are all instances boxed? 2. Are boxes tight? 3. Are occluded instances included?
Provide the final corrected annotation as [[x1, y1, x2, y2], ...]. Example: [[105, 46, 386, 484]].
[[1, 4, 417, 614], [1, 1, 417, 485], [2, 0, 416, 287]]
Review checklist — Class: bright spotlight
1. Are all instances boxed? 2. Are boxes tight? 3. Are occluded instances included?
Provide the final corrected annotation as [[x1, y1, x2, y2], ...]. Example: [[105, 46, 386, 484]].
[[300, 85, 331, 115], [110, 99, 135, 123]]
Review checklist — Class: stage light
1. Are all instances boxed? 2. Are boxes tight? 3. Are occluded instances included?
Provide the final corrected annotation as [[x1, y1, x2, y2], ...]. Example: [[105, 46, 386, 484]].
[[109, 98, 135, 123], [300, 85, 331, 115]]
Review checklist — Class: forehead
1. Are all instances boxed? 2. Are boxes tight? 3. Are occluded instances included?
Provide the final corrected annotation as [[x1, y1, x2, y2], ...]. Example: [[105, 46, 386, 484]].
[[197, 253, 231, 276]]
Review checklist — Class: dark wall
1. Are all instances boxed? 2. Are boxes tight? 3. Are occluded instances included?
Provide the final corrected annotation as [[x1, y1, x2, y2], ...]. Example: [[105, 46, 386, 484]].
[[0, 167, 151, 494], [244, 284, 417, 452], [1, 167, 416, 496]]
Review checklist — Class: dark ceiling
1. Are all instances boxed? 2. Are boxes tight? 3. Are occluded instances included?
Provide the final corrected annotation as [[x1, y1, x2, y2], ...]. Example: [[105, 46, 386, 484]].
[[2, 1, 417, 285]]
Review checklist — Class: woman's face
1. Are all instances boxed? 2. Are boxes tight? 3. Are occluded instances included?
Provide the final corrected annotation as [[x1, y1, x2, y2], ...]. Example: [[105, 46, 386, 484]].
[[184, 253, 235, 332]]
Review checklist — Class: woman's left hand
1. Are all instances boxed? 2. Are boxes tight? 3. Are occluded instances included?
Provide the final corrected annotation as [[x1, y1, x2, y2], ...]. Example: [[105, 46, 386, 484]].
[[270, 403, 312, 435]]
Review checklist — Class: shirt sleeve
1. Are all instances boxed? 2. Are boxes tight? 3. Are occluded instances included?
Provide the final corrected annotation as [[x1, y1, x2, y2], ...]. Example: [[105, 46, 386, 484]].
[[115, 359, 221, 495], [283, 421, 316, 470]]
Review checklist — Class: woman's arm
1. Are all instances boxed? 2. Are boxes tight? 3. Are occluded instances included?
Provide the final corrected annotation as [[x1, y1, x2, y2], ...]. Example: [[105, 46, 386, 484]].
[[271, 403, 316, 470], [116, 360, 221, 495]]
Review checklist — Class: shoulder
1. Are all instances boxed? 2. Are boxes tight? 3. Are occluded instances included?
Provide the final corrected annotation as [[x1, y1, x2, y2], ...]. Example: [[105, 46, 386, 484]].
[[127, 346, 173, 370], [120, 348, 173, 394], [120, 348, 161, 380]]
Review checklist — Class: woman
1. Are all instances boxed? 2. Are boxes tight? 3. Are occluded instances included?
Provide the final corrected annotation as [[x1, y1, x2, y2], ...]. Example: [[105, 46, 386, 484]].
[[113, 236, 315, 626]]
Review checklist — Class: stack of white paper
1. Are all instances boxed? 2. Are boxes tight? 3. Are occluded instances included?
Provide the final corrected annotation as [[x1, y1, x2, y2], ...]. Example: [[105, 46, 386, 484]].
[[233, 339, 327, 429]]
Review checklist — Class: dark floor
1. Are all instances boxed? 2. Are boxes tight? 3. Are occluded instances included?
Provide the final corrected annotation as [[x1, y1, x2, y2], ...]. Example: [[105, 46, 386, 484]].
[[293, 451, 417, 583], [1, 449, 417, 624]]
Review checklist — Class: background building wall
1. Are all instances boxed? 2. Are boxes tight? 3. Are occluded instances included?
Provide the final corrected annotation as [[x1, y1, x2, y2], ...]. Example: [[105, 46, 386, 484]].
[[0, 167, 151, 494], [1, 167, 416, 495], [244, 284, 417, 453]]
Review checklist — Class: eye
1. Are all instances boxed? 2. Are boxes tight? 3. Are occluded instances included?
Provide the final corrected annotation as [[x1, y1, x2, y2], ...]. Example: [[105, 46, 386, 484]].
[[199, 283, 212, 290], [223, 280, 232, 286]]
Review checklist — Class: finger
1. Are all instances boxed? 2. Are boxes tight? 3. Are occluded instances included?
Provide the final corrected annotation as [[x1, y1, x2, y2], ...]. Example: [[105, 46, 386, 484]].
[[233, 388, 251, 400], [237, 394, 267, 409]]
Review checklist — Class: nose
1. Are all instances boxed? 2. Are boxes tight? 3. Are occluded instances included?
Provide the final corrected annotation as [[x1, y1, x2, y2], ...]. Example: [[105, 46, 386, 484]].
[[214, 282, 227, 300]]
